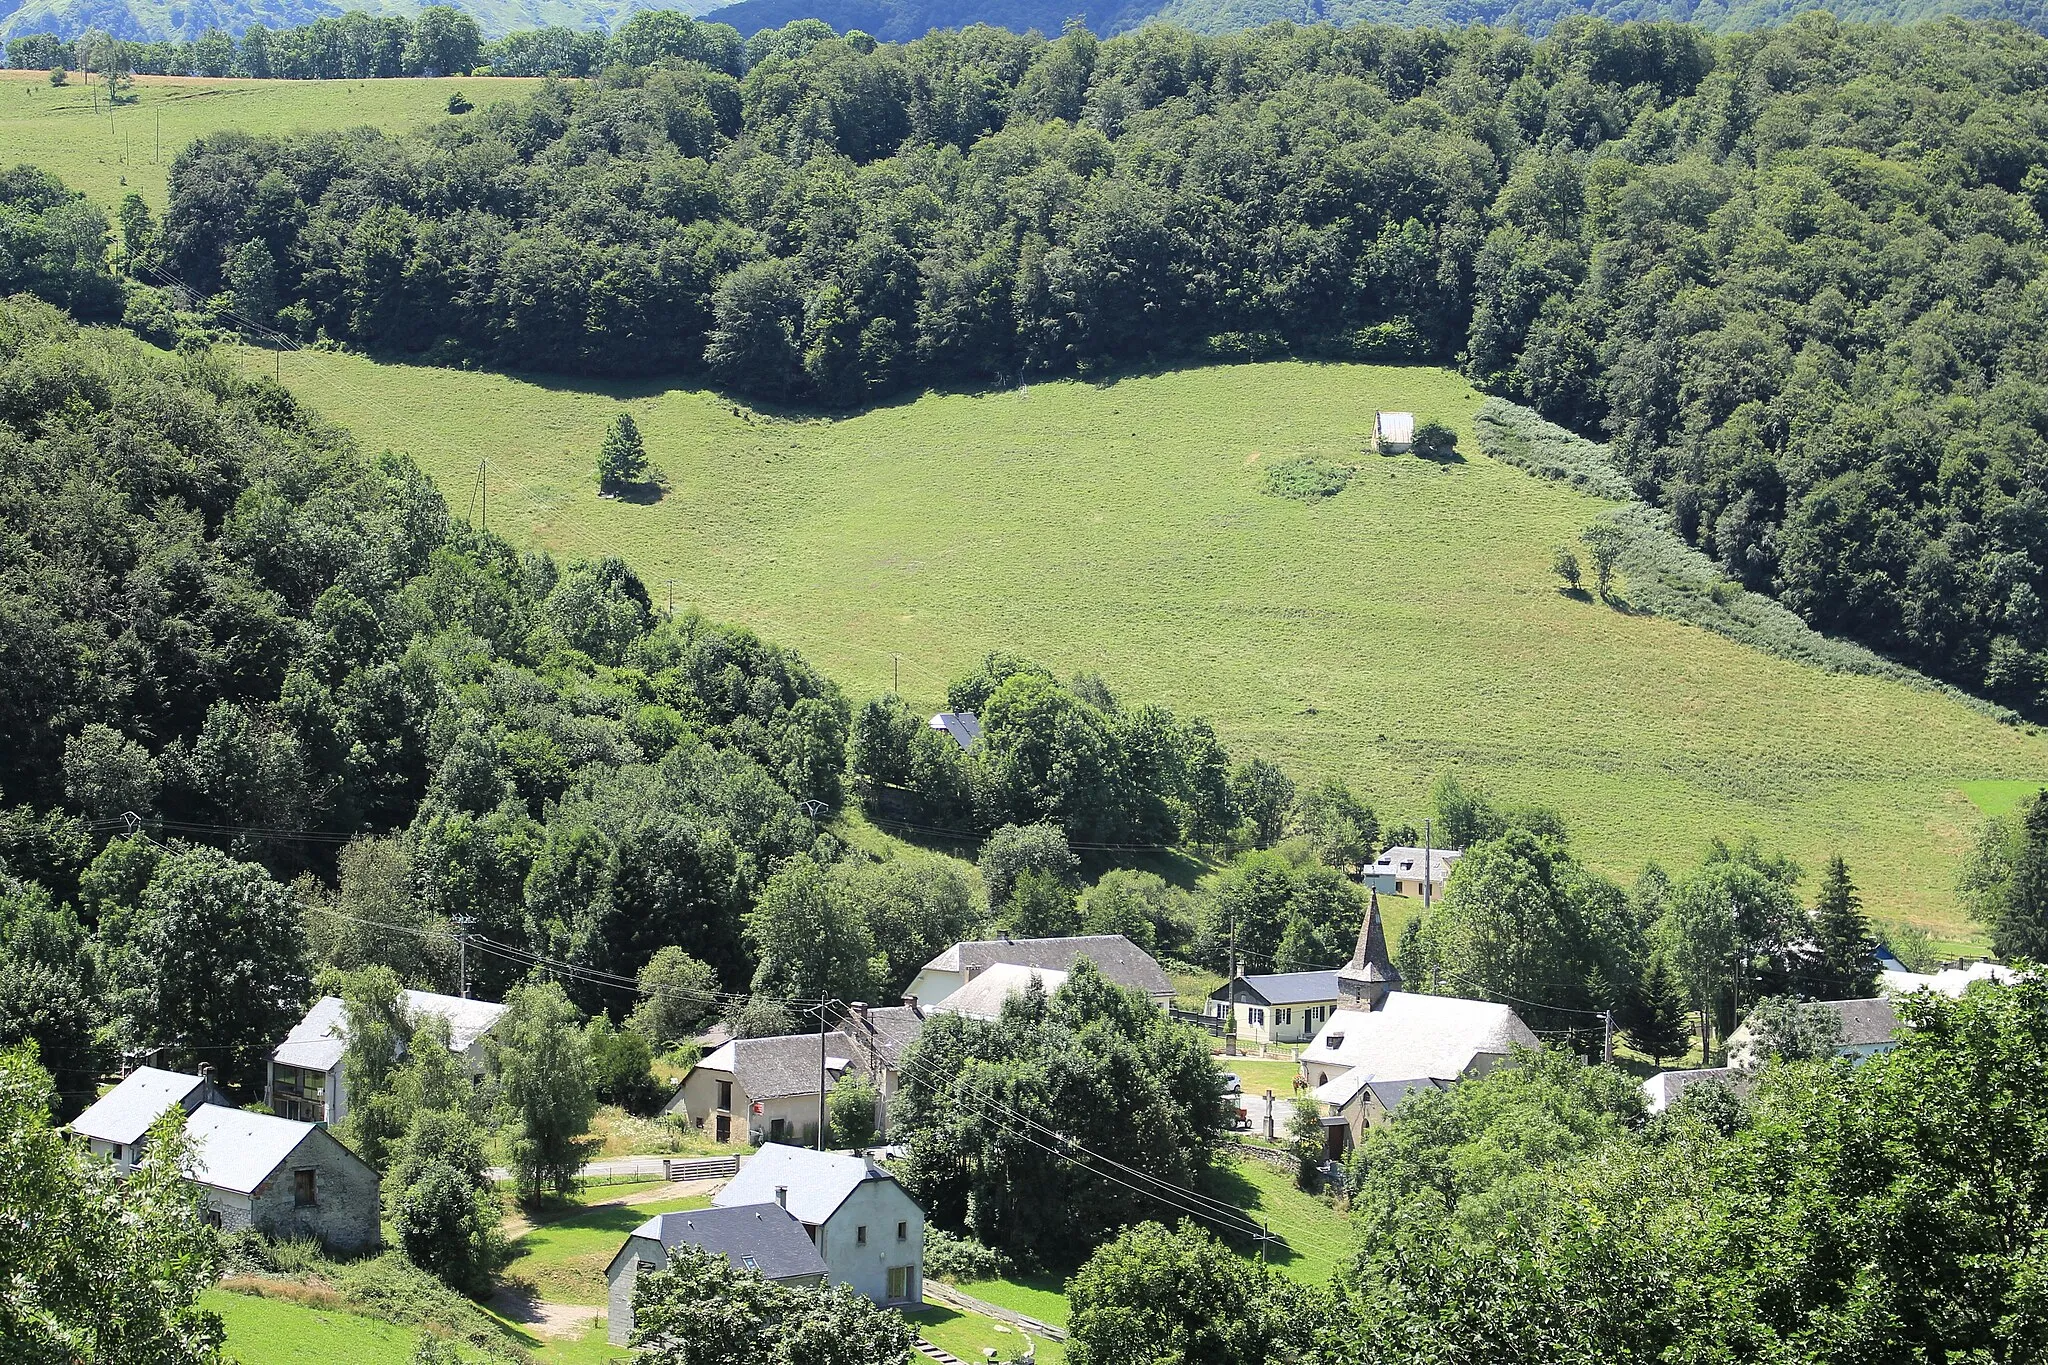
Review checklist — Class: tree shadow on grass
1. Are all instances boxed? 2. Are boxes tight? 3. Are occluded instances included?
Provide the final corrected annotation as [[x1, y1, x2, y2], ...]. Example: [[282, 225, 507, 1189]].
[[1195, 1161, 1314, 1273]]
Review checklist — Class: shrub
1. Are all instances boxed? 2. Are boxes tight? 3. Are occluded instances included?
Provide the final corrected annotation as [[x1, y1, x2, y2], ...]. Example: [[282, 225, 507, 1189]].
[[827, 1075, 879, 1149], [1411, 419, 1458, 460], [923, 1227, 1013, 1281], [1260, 456, 1351, 501]]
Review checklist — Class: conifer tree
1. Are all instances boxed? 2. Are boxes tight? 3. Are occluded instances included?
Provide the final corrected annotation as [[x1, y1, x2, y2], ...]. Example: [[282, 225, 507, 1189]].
[[1626, 954, 1690, 1066], [1811, 855, 1878, 999], [597, 412, 647, 492], [1992, 793, 2048, 963]]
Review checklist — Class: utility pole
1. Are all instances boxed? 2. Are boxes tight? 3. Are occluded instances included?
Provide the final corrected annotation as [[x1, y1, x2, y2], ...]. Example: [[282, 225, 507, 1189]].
[[1423, 818, 1433, 912], [1602, 1009, 1613, 1065], [480, 457, 487, 531], [452, 915, 476, 998], [892, 653, 900, 694], [155, 107, 160, 163], [817, 1003, 828, 1151], [666, 579, 676, 616]]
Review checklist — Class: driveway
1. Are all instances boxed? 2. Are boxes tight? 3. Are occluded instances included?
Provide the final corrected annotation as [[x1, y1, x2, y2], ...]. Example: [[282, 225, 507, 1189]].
[[1235, 1092, 1296, 1139]]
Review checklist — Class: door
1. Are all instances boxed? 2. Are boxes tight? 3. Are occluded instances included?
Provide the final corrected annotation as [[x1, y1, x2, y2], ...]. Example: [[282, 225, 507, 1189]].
[[715, 1113, 730, 1143], [769, 1118, 787, 1143]]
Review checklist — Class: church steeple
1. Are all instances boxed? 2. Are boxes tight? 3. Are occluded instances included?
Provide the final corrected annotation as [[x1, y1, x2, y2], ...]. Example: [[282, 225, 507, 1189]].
[[1338, 889, 1401, 1010]]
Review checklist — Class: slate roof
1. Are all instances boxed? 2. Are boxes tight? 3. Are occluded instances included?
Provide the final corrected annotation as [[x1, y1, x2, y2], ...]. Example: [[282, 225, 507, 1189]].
[[714, 1144, 906, 1226], [1209, 971, 1342, 1008], [1366, 847, 1462, 883], [695, 1033, 854, 1101], [274, 990, 508, 1072], [1817, 996, 1900, 1047], [930, 963, 1068, 1020], [183, 1104, 348, 1194], [1376, 411, 1415, 445], [70, 1067, 214, 1147], [921, 935, 1173, 999], [851, 1004, 925, 1067], [1641, 1066, 1749, 1115], [610, 1204, 829, 1282], [1301, 994, 1537, 1085], [929, 712, 983, 751], [1340, 892, 1401, 991]]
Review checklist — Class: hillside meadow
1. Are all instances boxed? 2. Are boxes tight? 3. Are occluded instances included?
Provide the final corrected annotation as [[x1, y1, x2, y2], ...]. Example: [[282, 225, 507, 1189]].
[[234, 346, 2048, 940], [0, 70, 543, 212]]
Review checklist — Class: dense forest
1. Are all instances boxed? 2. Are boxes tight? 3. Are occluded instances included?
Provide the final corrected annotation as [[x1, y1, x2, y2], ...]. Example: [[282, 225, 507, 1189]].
[[132, 15, 2048, 713]]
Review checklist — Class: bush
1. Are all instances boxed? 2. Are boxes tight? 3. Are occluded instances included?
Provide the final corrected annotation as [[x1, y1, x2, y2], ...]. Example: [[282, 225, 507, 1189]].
[[922, 1227, 1013, 1281], [1411, 419, 1458, 460], [827, 1075, 879, 1149], [1260, 456, 1351, 501]]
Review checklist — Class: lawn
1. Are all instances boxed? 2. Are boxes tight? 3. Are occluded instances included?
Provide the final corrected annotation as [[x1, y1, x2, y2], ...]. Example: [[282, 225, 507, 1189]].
[[954, 1273, 1072, 1329], [1959, 779, 2047, 820], [0, 71, 543, 212], [911, 1303, 1065, 1363], [1218, 1056, 1301, 1097], [232, 347, 2048, 937], [1203, 1156, 1354, 1287], [206, 1288, 417, 1365], [505, 1194, 711, 1305]]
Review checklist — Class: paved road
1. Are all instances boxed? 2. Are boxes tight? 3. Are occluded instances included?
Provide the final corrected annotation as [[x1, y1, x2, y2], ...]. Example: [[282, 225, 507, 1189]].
[[1234, 1092, 1296, 1139]]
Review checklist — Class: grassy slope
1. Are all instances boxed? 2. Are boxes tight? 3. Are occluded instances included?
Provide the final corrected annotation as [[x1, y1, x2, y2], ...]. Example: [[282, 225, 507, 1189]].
[[239, 347, 2048, 936], [0, 71, 544, 213], [505, 1193, 711, 1304], [204, 1288, 419, 1365], [1961, 779, 2047, 820]]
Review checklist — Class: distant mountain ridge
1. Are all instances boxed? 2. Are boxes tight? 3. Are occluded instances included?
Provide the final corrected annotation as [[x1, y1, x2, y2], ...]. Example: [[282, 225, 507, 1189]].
[[1, 0, 2044, 54]]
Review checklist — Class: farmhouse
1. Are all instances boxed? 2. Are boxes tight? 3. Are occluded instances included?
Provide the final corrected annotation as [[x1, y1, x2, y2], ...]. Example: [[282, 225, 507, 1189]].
[[267, 989, 506, 1124], [907, 934, 1174, 1011], [183, 1104, 381, 1252], [606, 1203, 828, 1345], [68, 1066, 231, 1175], [1299, 894, 1537, 1155], [1879, 954, 2016, 997], [714, 1144, 924, 1309], [927, 961, 1066, 1020], [665, 1031, 854, 1146], [1205, 971, 1342, 1045], [1724, 996, 1900, 1068], [1360, 846, 1462, 900]]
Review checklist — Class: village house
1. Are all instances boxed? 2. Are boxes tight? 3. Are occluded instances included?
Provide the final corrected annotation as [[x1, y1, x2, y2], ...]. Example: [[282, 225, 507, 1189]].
[[1640, 1066, 1749, 1115], [665, 1031, 854, 1146], [1205, 970, 1342, 1046], [928, 712, 983, 751], [68, 1065, 230, 1175], [1360, 846, 1462, 900], [906, 933, 1174, 1012], [927, 961, 1067, 1020], [1724, 996, 1901, 1068], [183, 1104, 381, 1252], [1879, 951, 2017, 997], [714, 1144, 925, 1309], [606, 1203, 828, 1345], [267, 988, 507, 1124], [1298, 893, 1538, 1156]]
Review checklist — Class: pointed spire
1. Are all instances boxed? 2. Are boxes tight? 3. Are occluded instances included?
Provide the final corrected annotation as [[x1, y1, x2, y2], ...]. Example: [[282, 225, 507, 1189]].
[[1338, 889, 1401, 1009]]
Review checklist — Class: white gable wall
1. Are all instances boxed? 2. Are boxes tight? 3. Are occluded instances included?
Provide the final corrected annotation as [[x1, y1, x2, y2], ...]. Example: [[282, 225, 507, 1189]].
[[816, 1177, 924, 1307]]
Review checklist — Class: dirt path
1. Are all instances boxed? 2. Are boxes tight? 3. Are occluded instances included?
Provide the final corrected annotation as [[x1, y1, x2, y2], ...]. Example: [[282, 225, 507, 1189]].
[[488, 1287, 603, 1339]]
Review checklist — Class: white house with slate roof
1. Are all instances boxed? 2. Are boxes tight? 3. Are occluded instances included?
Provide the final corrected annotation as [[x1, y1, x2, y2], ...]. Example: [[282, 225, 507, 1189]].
[[268, 989, 507, 1124], [1725, 996, 1901, 1068], [1361, 846, 1462, 900], [1300, 892, 1537, 1155], [907, 934, 1174, 1012], [714, 1144, 924, 1309], [664, 1032, 856, 1146], [183, 1104, 381, 1252], [928, 962, 1067, 1021], [606, 1203, 828, 1344], [1206, 970, 1344, 1045], [68, 1066, 229, 1174]]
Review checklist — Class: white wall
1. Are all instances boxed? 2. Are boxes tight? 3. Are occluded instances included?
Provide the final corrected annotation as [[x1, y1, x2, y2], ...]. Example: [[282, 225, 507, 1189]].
[[906, 968, 965, 1011], [817, 1179, 923, 1307]]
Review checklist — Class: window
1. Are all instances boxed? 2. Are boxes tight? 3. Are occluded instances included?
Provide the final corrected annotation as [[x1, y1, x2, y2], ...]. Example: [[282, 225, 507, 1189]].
[[636, 1260, 657, 1275], [112, 1144, 124, 1162], [1248, 1007, 1265, 1025], [717, 1079, 733, 1111], [1276, 1008, 1292, 1025], [293, 1169, 317, 1207], [896, 1221, 908, 1242], [887, 1266, 912, 1302], [741, 1256, 758, 1271], [856, 1225, 868, 1247], [1325, 1033, 1345, 1049]]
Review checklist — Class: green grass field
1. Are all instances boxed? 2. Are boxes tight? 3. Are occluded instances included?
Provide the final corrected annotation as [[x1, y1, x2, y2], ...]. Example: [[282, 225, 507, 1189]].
[[234, 346, 2048, 937], [1960, 779, 2047, 820], [1204, 1156, 1352, 1286], [205, 1288, 419, 1365], [0, 71, 543, 212], [911, 1304, 1066, 1363], [505, 1193, 711, 1304]]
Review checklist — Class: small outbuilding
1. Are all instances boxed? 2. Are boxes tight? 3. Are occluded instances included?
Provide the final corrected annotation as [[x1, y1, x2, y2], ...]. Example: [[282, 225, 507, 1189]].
[[606, 1203, 828, 1345], [68, 1066, 230, 1175], [183, 1104, 381, 1253], [1374, 410, 1415, 454]]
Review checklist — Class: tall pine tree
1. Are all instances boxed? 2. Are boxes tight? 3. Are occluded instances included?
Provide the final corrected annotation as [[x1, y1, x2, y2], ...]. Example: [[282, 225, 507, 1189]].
[[1625, 954, 1690, 1066], [1991, 792, 2048, 963], [1811, 855, 1878, 999], [597, 412, 647, 492]]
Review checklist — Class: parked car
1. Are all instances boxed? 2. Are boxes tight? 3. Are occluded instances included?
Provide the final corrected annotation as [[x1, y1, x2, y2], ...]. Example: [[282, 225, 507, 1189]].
[[1221, 1072, 1242, 1094]]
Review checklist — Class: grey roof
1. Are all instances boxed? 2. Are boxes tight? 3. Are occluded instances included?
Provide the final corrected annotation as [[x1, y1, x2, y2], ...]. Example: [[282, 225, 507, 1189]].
[[923, 935, 1173, 998], [1366, 1077, 1448, 1110], [696, 1033, 855, 1101], [1302, 993, 1537, 1085], [612, 1203, 829, 1282], [1209, 971, 1342, 1007], [1811, 997, 1899, 1047], [714, 1143, 907, 1226], [1366, 847, 1462, 881], [1339, 892, 1400, 988], [929, 712, 983, 751], [930, 963, 1068, 1020], [1641, 1066, 1748, 1115], [69, 1067, 212, 1147], [851, 1004, 925, 1067], [274, 990, 508, 1072], [183, 1104, 364, 1194]]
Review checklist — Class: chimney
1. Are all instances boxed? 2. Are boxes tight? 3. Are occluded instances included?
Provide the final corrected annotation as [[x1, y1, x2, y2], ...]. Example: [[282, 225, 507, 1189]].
[[901, 994, 919, 1008], [851, 1001, 868, 1022], [775, 1186, 788, 1209]]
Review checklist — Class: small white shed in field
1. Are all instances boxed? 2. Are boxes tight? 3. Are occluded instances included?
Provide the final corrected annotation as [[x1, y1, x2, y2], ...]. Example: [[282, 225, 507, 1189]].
[[1375, 411, 1415, 454]]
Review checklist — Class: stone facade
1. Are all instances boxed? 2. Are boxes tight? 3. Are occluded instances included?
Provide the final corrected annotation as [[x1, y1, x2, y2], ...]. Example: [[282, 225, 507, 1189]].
[[201, 1126, 381, 1254]]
